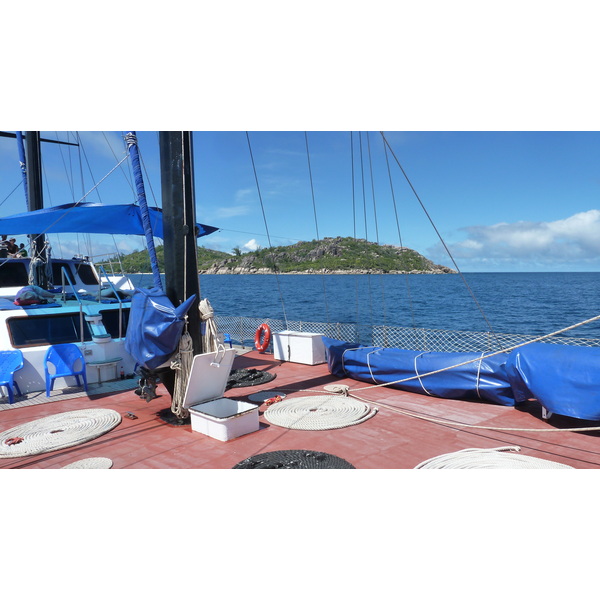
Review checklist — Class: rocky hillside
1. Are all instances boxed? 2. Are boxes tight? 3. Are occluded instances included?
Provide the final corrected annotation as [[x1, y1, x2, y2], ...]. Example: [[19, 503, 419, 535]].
[[201, 237, 455, 274]]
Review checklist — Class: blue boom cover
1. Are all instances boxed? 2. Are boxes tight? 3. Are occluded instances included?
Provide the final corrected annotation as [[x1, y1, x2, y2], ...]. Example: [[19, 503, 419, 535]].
[[506, 343, 600, 420], [125, 287, 196, 370], [322, 337, 515, 406]]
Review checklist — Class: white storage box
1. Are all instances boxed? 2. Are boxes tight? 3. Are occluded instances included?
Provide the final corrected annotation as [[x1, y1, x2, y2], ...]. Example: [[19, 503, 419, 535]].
[[188, 398, 259, 442], [183, 348, 259, 441], [272, 330, 326, 365]]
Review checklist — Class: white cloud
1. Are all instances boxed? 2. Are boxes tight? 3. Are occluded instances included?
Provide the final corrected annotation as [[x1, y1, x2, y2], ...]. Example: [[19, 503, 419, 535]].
[[243, 238, 260, 252], [429, 210, 600, 269]]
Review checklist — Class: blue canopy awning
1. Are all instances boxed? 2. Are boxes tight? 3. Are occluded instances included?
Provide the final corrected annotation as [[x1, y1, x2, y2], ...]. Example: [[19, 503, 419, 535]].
[[0, 202, 218, 238]]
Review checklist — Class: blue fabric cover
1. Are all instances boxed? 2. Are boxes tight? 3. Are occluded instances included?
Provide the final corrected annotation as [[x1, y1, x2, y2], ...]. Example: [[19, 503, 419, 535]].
[[0, 202, 217, 239], [124, 287, 196, 370], [506, 343, 600, 420], [322, 336, 362, 377], [322, 337, 515, 406], [126, 132, 163, 291]]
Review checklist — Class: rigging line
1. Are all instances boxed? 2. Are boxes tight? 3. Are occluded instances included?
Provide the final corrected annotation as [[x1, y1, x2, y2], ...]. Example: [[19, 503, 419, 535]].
[[75, 133, 85, 202], [382, 135, 417, 329], [304, 132, 330, 323], [351, 132, 360, 331], [23, 154, 131, 248], [379, 131, 500, 344], [77, 132, 103, 203], [74, 133, 97, 257], [366, 132, 387, 329], [101, 131, 136, 198], [261, 385, 600, 437], [0, 180, 23, 207], [351, 132, 357, 239], [245, 132, 289, 328], [219, 228, 303, 242], [50, 131, 75, 202], [358, 132, 374, 335], [139, 148, 160, 209], [347, 391, 600, 434]]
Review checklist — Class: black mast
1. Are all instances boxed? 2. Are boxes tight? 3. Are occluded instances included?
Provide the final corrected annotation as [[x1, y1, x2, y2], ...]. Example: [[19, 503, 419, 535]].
[[25, 131, 48, 288], [159, 131, 202, 355]]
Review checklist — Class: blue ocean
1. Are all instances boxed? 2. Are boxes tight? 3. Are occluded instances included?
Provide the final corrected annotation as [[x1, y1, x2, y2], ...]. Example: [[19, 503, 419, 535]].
[[131, 272, 600, 340]]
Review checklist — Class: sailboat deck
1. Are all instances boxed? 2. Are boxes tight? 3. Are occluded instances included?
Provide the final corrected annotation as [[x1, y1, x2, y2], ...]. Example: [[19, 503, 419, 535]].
[[2, 347, 599, 469]]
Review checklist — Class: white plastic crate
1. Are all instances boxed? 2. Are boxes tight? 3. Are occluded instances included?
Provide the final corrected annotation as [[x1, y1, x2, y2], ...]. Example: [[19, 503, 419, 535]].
[[272, 330, 326, 365], [183, 348, 259, 441], [188, 398, 259, 442]]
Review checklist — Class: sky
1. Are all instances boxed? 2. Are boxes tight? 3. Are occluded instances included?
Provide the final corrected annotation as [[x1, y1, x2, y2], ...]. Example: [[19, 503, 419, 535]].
[[0, 130, 599, 272]]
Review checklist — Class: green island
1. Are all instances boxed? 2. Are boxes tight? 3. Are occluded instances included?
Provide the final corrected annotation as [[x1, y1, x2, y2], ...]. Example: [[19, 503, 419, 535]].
[[102, 237, 455, 275]]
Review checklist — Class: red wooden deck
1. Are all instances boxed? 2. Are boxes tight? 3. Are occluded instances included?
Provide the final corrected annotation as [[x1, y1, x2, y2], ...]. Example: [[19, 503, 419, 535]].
[[2, 348, 600, 469]]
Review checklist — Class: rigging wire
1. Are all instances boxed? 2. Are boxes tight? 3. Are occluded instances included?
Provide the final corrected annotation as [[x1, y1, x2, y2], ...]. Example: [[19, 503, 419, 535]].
[[382, 135, 417, 329], [304, 132, 330, 323], [245, 132, 289, 328], [366, 131, 387, 329], [102, 131, 136, 198], [351, 132, 360, 328], [0, 180, 24, 208], [358, 132, 375, 334], [380, 131, 500, 345]]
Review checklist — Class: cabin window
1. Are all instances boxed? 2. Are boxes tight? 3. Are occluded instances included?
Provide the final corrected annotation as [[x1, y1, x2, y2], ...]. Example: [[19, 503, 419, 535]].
[[51, 262, 75, 286], [7, 313, 92, 347], [75, 263, 100, 285], [0, 261, 29, 287], [100, 307, 130, 339]]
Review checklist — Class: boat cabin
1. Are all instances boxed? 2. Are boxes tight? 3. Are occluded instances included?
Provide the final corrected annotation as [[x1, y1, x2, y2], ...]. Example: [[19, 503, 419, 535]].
[[0, 256, 137, 395]]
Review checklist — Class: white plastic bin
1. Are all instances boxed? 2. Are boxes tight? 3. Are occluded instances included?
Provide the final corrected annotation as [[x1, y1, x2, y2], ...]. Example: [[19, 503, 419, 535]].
[[188, 398, 259, 442], [183, 348, 259, 441], [272, 331, 326, 365]]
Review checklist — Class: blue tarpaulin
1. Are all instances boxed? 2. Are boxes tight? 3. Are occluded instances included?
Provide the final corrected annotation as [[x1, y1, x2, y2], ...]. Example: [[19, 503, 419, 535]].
[[506, 343, 600, 420], [124, 287, 196, 370], [322, 337, 516, 406], [0, 202, 218, 239]]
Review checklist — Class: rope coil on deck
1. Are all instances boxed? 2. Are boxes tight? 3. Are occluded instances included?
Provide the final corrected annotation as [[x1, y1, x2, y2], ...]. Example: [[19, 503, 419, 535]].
[[264, 394, 377, 430], [0, 409, 121, 458], [414, 446, 574, 469], [62, 457, 113, 469]]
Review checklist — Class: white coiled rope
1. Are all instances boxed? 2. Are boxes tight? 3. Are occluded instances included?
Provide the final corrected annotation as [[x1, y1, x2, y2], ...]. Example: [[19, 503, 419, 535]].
[[264, 394, 377, 430], [414, 446, 574, 469], [0, 409, 122, 458], [170, 328, 194, 420], [62, 457, 113, 469], [199, 298, 219, 353]]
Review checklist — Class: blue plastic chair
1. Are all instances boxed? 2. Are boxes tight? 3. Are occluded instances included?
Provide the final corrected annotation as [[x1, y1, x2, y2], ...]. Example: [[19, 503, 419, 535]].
[[0, 350, 24, 404], [44, 344, 88, 397]]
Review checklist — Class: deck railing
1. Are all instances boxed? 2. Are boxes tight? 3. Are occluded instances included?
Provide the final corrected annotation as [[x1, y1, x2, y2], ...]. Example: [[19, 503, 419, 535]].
[[214, 315, 600, 352]]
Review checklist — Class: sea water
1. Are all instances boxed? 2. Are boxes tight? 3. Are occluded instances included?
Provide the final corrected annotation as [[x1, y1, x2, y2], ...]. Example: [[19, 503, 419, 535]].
[[127, 272, 600, 340]]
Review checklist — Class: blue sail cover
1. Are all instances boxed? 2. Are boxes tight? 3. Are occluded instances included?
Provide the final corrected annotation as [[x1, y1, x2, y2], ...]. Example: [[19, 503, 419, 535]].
[[0, 202, 218, 238], [125, 132, 162, 290], [322, 337, 516, 406], [125, 287, 196, 370], [506, 343, 600, 420]]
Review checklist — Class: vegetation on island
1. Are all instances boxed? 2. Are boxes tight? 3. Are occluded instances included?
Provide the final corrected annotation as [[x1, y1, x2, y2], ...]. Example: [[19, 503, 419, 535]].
[[102, 237, 454, 274], [99, 245, 229, 273]]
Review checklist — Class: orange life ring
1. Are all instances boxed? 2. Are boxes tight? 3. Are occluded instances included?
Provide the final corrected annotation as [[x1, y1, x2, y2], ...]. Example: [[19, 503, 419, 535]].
[[254, 323, 271, 353]]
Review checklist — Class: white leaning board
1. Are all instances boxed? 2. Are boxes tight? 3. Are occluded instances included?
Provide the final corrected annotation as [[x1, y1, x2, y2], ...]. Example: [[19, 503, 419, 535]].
[[183, 348, 260, 441], [182, 348, 237, 409]]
